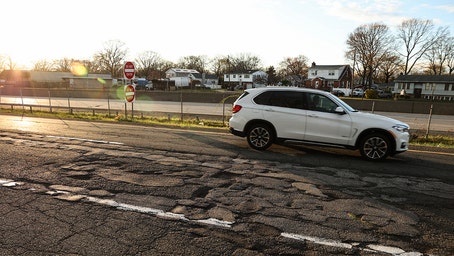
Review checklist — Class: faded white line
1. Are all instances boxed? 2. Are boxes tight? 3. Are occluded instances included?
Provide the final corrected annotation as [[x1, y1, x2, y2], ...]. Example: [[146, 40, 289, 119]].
[[0, 179, 435, 254], [281, 232, 431, 256], [1, 178, 232, 229], [46, 135, 123, 145]]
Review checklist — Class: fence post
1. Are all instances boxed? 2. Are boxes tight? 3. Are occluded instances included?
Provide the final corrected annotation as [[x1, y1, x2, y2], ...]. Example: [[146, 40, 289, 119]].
[[180, 88, 183, 122], [20, 88, 25, 113], [67, 88, 71, 114], [425, 104, 433, 139], [48, 89, 53, 113], [124, 102, 127, 119], [107, 89, 111, 117]]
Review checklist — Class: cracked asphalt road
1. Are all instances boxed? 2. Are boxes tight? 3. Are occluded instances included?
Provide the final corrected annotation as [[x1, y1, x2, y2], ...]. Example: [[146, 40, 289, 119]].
[[0, 116, 453, 255]]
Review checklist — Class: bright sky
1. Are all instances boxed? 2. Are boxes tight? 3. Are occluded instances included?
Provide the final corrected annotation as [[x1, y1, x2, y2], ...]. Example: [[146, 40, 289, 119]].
[[1, 0, 453, 69]]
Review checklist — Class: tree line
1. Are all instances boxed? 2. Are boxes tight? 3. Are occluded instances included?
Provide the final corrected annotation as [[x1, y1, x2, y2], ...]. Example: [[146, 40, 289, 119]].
[[1, 18, 452, 87]]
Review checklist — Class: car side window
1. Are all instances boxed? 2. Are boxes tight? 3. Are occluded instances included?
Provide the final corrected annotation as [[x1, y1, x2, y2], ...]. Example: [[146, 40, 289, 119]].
[[307, 93, 338, 113], [254, 91, 306, 109]]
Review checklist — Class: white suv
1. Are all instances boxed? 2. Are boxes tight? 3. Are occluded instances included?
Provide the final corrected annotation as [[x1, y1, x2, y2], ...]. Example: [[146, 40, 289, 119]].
[[229, 87, 410, 161]]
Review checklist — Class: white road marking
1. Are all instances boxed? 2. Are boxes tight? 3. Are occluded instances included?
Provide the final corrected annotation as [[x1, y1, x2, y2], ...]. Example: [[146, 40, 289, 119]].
[[281, 232, 429, 256], [46, 135, 124, 145], [0, 179, 437, 255]]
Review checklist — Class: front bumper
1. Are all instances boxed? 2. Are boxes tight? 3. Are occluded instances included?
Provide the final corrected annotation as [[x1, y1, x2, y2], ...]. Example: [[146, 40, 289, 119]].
[[229, 127, 246, 137]]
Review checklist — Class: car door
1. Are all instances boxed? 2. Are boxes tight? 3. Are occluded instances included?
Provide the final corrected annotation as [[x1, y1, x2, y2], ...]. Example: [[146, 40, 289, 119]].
[[304, 92, 352, 145], [255, 91, 307, 140]]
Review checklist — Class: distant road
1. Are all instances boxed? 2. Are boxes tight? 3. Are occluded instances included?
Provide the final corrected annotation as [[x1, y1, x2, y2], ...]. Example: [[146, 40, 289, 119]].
[[0, 96, 452, 134]]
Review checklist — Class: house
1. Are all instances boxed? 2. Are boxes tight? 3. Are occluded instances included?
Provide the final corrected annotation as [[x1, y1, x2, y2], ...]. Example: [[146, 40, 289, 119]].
[[224, 70, 268, 90], [165, 68, 199, 87], [305, 62, 352, 91], [190, 73, 220, 89], [0, 70, 113, 89], [393, 75, 454, 101], [284, 75, 304, 87], [165, 68, 219, 88]]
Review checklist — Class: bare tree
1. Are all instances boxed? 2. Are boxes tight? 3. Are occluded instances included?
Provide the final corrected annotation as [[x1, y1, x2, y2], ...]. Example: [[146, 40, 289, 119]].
[[278, 55, 309, 78], [135, 51, 165, 79], [230, 53, 262, 72], [210, 55, 230, 80], [425, 35, 453, 75], [0, 55, 5, 72], [52, 58, 74, 72], [377, 53, 403, 83], [32, 60, 55, 71], [346, 22, 394, 87], [177, 55, 209, 73], [396, 18, 449, 75], [93, 40, 128, 77], [447, 39, 454, 75], [6, 56, 16, 70]]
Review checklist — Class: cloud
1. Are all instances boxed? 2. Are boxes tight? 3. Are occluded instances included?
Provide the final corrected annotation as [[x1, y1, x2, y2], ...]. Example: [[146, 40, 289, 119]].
[[434, 4, 454, 13], [315, 0, 405, 25]]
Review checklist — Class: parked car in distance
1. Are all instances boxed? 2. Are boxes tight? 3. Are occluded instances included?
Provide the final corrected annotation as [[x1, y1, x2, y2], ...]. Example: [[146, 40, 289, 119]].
[[331, 89, 345, 97], [378, 90, 393, 98], [352, 88, 364, 97], [229, 87, 410, 161], [145, 82, 153, 90]]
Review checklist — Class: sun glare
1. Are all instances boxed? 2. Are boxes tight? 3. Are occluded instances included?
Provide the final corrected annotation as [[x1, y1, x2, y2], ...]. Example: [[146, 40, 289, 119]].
[[70, 62, 88, 76]]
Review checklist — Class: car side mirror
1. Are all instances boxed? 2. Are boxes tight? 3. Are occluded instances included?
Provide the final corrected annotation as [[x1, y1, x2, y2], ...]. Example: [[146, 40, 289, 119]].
[[334, 107, 346, 115]]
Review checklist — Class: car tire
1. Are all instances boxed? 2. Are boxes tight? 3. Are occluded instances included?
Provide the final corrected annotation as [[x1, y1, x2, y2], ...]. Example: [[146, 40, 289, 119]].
[[359, 132, 391, 161], [247, 123, 274, 150]]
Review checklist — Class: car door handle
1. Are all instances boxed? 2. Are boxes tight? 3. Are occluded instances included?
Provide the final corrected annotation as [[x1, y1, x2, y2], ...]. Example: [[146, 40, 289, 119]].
[[308, 114, 319, 118], [264, 108, 275, 112]]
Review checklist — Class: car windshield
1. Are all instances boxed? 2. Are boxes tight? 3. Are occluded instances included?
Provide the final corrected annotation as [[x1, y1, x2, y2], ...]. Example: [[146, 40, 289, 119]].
[[333, 96, 357, 112]]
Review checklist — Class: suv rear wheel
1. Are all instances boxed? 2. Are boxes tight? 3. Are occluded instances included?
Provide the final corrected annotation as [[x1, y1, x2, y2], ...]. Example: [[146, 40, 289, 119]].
[[359, 132, 391, 161], [247, 123, 274, 150]]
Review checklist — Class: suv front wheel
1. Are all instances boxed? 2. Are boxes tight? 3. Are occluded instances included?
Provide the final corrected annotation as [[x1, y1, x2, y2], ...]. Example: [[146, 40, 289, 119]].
[[247, 123, 274, 150], [359, 132, 391, 161]]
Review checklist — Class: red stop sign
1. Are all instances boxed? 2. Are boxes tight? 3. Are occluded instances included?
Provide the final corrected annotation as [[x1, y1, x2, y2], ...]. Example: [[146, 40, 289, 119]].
[[124, 84, 135, 102], [124, 61, 135, 79]]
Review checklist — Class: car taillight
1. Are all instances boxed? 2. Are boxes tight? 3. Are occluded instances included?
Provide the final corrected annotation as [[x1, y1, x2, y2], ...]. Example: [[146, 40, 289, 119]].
[[232, 105, 242, 113]]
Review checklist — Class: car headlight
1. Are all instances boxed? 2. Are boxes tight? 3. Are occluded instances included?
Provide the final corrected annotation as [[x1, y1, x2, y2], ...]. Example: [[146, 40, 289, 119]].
[[392, 124, 409, 133]]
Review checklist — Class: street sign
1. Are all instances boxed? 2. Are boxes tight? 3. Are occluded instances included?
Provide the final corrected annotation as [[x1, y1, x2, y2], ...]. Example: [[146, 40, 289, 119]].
[[123, 61, 135, 79], [124, 84, 135, 103]]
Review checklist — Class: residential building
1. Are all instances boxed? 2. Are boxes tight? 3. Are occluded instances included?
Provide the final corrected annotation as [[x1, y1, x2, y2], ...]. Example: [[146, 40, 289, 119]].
[[190, 73, 220, 89], [165, 68, 219, 88], [224, 70, 268, 90], [305, 62, 352, 91], [165, 68, 198, 87], [394, 75, 454, 101], [284, 75, 304, 87]]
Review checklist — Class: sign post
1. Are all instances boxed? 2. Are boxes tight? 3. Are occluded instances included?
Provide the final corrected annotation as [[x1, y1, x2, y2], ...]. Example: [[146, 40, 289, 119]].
[[123, 62, 136, 119], [124, 84, 135, 119], [123, 61, 135, 80]]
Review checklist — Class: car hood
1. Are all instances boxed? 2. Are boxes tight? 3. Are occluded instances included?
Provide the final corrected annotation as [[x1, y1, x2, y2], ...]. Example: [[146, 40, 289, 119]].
[[350, 111, 409, 128]]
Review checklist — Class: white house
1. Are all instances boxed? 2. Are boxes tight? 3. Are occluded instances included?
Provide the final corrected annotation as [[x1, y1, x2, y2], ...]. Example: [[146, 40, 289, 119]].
[[165, 68, 219, 88], [165, 68, 199, 87], [224, 70, 268, 89], [306, 63, 352, 91], [394, 75, 454, 101], [190, 73, 220, 89]]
